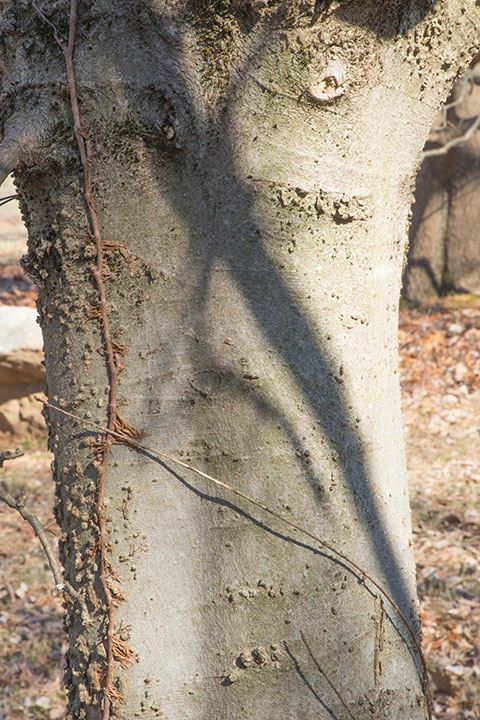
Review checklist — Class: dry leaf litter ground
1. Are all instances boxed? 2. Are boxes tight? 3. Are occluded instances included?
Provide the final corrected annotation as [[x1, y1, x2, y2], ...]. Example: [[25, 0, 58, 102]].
[[401, 301, 480, 720], [0, 187, 478, 718]]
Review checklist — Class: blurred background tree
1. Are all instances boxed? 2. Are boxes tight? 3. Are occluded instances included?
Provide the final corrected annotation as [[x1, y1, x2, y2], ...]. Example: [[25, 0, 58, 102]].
[[404, 62, 480, 304]]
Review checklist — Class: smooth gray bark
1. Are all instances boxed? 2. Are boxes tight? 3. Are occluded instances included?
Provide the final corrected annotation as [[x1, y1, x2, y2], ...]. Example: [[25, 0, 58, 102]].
[[0, 2, 478, 719]]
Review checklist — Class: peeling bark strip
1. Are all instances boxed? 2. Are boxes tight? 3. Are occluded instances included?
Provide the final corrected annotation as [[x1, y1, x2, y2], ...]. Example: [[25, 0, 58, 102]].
[[31, 2, 123, 717]]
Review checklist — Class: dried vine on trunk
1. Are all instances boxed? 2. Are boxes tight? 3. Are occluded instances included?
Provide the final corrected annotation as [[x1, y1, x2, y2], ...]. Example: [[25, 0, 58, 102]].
[[32, 1, 123, 716], [39, 397, 433, 718]]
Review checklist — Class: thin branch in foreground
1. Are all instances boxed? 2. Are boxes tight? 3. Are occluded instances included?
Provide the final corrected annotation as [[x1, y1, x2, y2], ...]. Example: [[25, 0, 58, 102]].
[[0, 448, 84, 608], [433, 70, 476, 133], [424, 112, 480, 157], [0, 194, 19, 207], [36, 396, 432, 718], [374, 595, 385, 688], [299, 630, 355, 720], [0, 448, 23, 468], [31, 0, 67, 50]]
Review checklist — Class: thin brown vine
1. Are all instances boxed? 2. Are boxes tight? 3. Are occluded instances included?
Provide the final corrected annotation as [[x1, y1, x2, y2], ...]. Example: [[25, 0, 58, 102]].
[[32, 1, 119, 717], [37, 396, 433, 719]]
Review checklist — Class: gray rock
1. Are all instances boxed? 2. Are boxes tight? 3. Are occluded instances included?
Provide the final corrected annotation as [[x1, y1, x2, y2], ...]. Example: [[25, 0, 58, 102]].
[[0, 306, 45, 436], [0, 306, 43, 354]]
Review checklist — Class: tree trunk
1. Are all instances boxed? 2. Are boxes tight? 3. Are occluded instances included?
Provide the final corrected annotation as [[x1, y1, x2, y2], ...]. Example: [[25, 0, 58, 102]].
[[1, 2, 477, 719], [403, 151, 452, 303], [404, 62, 480, 304], [446, 63, 480, 295]]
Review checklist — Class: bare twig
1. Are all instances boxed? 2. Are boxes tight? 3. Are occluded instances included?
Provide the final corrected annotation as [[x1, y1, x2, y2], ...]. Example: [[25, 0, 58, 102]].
[[37, 396, 432, 716], [299, 630, 355, 720], [0, 194, 19, 207], [433, 71, 476, 133], [374, 595, 385, 688], [424, 112, 480, 157], [423, 68, 480, 158], [0, 448, 23, 467], [0, 448, 84, 607], [31, 0, 66, 50]]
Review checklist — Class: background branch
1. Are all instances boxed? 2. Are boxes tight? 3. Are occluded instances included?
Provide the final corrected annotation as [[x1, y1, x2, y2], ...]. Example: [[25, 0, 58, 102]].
[[0, 448, 84, 608]]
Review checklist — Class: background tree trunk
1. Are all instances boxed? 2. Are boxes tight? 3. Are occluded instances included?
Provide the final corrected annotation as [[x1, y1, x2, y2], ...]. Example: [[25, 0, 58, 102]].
[[404, 62, 480, 304], [1, 2, 478, 719]]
